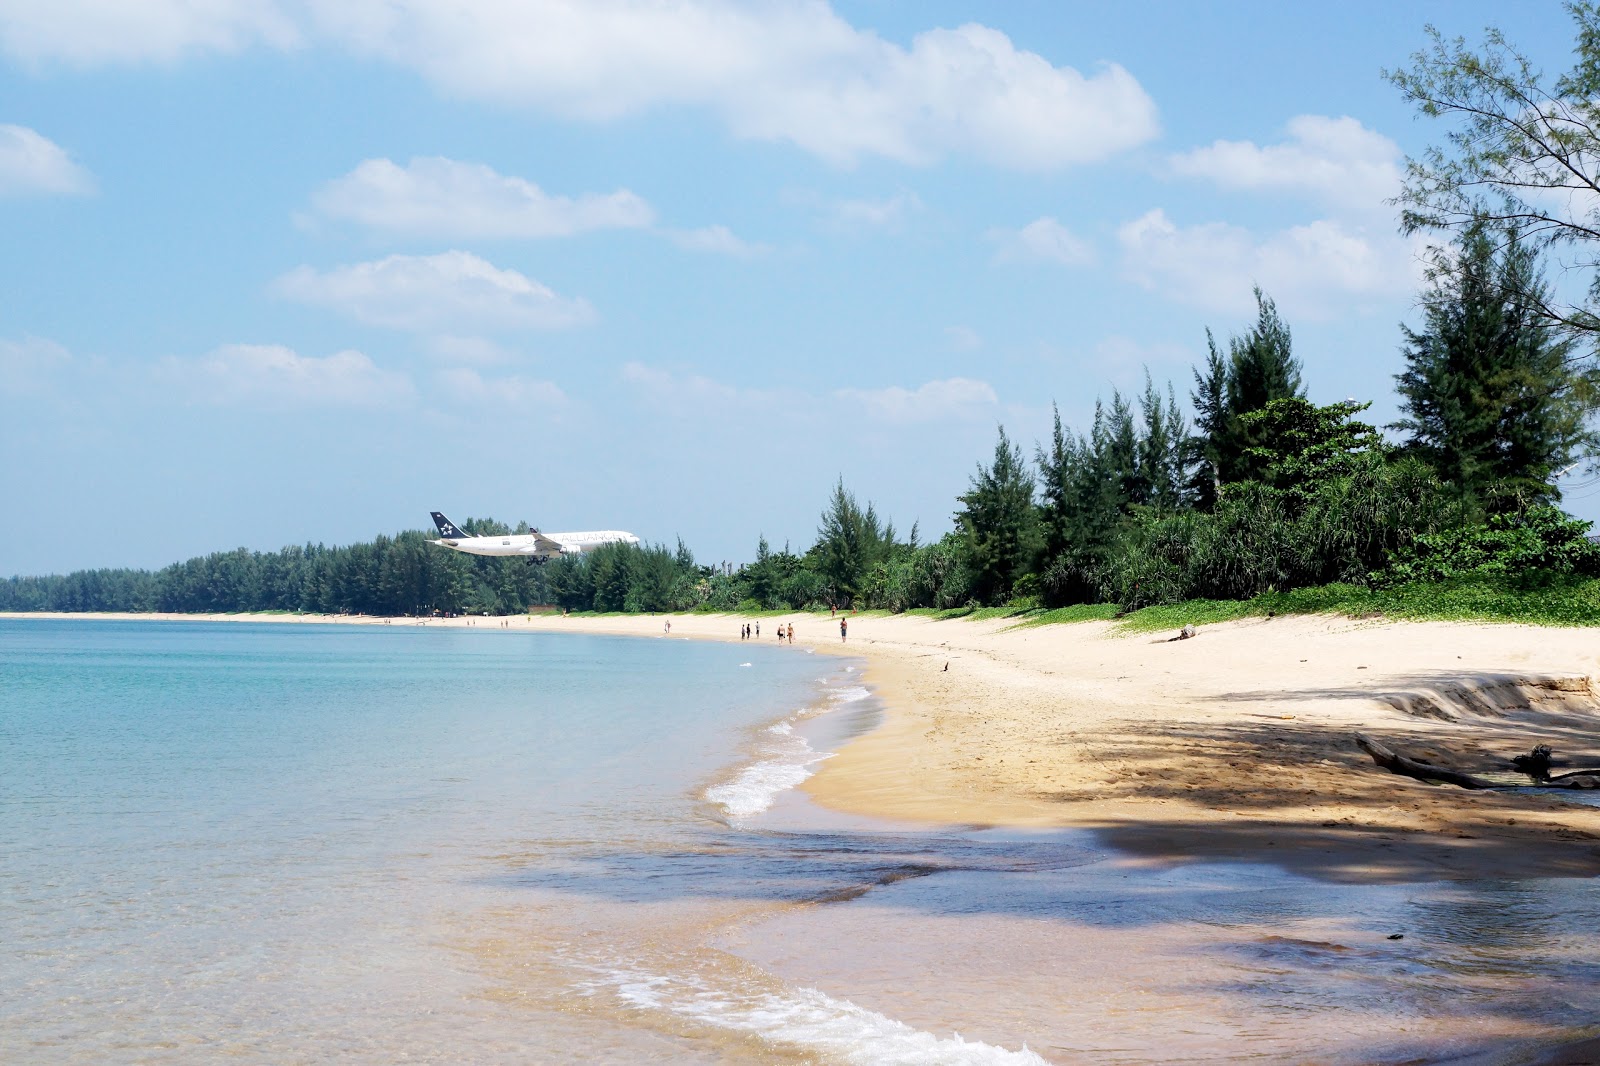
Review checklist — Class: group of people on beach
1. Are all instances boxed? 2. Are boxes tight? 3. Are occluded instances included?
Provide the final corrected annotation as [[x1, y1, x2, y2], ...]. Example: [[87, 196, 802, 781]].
[[740, 621, 796, 644]]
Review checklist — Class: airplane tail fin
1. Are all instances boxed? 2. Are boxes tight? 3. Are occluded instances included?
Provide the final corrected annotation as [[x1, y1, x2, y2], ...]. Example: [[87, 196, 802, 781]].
[[430, 512, 470, 539]]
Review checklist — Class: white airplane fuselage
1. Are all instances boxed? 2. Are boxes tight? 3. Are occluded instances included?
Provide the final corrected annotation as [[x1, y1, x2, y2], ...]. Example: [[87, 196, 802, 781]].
[[428, 511, 639, 560], [432, 529, 640, 559]]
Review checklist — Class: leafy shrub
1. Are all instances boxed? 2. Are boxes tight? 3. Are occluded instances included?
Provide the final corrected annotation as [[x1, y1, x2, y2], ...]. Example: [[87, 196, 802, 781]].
[[1380, 505, 1600, 584]]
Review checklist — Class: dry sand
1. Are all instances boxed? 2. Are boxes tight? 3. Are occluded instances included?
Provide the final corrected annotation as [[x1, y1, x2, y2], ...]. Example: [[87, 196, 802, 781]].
[[14, 607, 1600, 883]]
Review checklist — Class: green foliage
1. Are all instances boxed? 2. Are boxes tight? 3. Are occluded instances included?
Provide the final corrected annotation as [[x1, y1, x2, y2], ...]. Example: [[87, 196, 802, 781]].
[[1389, 6, 1600, 339], [814, 479, 894, 606], [957, 426, 1042, 605], [1395, 223, 1595, 509], [1380, 505, 1600, 585], [1236, 398, 1384, 492], [1184, 291, 1305, 507]]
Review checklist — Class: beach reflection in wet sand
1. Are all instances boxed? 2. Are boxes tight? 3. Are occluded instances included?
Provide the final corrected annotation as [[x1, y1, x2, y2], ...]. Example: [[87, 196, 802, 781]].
[[491, 792, 1600, 1065]]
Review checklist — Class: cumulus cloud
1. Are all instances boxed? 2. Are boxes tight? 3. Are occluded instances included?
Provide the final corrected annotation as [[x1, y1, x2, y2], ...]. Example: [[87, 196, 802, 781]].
[[989, 216, 1094, 266], [273, 251, 595, 332], [2, 2, 1158, 169], [0, 0, 297, 65], [835, 377, 997, 423], [309, 156, 653, 238], [664, 223, 766, 257], [0, 125, 93, 195], [436, 366, 566, 407], [160, 344, 414, 407], [1168, 115, 1402, 214], [1116, 208, 1420, 317]]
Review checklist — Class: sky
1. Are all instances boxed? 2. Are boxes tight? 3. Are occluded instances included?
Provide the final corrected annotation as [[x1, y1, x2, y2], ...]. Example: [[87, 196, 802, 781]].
[[2, 0, 1593, 576]]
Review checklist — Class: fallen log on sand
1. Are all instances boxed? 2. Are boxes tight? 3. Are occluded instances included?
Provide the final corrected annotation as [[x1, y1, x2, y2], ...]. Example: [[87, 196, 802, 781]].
[[1355, 734, 1600, 790], [1355, 734, 1493, 789]]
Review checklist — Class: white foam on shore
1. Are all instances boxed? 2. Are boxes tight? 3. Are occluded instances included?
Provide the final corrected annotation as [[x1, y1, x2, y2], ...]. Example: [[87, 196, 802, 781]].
[[582, 965, 1049, 1065], [703, 678, 872, 820], [704, 718, 831, 819]]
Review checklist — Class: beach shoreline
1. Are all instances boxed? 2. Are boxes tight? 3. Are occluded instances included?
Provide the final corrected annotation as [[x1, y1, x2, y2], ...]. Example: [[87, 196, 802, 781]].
[[9, 607, 1600, 883], [11, 608, 1600, 1062]]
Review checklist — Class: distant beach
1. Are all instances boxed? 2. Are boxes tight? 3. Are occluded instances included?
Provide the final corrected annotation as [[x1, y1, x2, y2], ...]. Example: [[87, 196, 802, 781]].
[[8, 609, 1600, 1061]]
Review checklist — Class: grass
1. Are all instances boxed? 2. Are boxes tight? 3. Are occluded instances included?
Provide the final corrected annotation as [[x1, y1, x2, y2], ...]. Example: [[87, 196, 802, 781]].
[[554, 573, 1600, 631], [1055, 575, 1600, 634]]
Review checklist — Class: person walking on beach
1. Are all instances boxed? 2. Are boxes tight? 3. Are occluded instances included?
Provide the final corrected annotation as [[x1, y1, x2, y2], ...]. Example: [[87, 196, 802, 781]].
[[840, 617, 847, 642], [787, 623, 795, 644], [755, 621, 760, 638]]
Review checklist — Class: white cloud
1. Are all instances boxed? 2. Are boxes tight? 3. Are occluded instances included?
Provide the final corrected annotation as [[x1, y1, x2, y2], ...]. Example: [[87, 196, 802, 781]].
[[160, 344, 414, 407], [1168, 115, 1402, 214], [0, 0, 297, 65], [1, 3, 1159, 170], [272, 251, 595, 332], [944, 325, 982, 352], [0, 125, 93, 195], [436, 367, 566, 407], [836, 377, 997, 424], [664, 223, 766, 257], [309, 156, 653, 238], [989, 216, 1094, 266], [1116, 208, 1420, 317], [0, 334, 71, 392]]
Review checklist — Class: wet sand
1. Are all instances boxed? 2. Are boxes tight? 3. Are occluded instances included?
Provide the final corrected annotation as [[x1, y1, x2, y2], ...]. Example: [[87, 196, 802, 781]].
[[14, 608, 1600, 1061]]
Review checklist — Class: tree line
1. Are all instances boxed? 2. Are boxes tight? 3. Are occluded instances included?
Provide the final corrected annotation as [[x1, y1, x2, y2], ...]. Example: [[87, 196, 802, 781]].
[[11, 10, 1600, 618]]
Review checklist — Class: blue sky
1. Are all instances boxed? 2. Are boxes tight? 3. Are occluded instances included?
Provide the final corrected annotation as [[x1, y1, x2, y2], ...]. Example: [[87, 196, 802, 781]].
[[1, 0, 1590, 575]]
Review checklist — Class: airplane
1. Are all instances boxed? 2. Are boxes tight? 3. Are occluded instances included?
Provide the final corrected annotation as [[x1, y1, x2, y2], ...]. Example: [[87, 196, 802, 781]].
[[428, 512, 640, 560]]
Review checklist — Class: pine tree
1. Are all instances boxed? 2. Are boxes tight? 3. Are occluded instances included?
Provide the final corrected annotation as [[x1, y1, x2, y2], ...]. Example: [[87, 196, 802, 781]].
[[957, 426, 1041, 604], [1395, 224, 1595, 510], [1189, 289, 1307, 492], [1186, 330, 1229, 509]]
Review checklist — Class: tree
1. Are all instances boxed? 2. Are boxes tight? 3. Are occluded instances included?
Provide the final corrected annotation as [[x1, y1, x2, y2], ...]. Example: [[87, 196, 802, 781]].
[[1187, 331, 1229, 509], [1138, 370, 1189, 510], [814, 479, 892, 606], [1190, 289, 1306, 490], [1236, 398, 1385, 493], [1389, 6, 1600, 341], [1395, 223, 1596, 508], [957, 426, 1041, 604]]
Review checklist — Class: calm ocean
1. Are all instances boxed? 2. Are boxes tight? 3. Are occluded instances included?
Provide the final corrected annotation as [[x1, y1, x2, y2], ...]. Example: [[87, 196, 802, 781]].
[[0, 618, 1057, 1064]]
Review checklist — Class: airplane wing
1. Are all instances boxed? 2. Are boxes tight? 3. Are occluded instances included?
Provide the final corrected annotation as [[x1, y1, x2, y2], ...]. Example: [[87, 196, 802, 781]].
[[530, 531, 570, 554]]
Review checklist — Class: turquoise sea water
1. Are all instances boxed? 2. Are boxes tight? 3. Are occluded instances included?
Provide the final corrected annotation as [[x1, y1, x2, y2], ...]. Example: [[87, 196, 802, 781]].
[[7, 618, 1600, 1065], [0, 620, 880, 1061]]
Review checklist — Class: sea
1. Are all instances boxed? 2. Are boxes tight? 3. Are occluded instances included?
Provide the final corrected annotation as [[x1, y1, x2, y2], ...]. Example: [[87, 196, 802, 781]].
[[5, 617, 1600, 1065]]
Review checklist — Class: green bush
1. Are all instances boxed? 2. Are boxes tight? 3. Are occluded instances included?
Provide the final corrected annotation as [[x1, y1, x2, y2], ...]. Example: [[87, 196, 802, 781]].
[[1380, 506, 1600, 585]]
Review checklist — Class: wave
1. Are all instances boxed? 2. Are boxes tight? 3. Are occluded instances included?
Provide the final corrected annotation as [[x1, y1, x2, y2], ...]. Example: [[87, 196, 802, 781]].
[[582, 964, 1049, 1065], [704, 717, 832, 819], [702, 676, 873, 820]]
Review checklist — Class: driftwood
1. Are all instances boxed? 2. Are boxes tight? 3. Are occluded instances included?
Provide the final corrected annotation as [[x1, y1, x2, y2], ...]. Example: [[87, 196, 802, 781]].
[[1355, 734, 1600, 790], [1355, 734, 1493, 789]]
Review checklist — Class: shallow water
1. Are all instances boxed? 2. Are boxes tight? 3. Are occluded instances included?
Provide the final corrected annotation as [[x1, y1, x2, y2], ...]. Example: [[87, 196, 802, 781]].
[[3, 618, 1599, 1064]]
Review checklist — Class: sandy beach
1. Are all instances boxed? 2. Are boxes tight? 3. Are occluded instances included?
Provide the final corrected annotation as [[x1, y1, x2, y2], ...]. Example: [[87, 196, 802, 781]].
[[12, 608, 1600, 882]]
